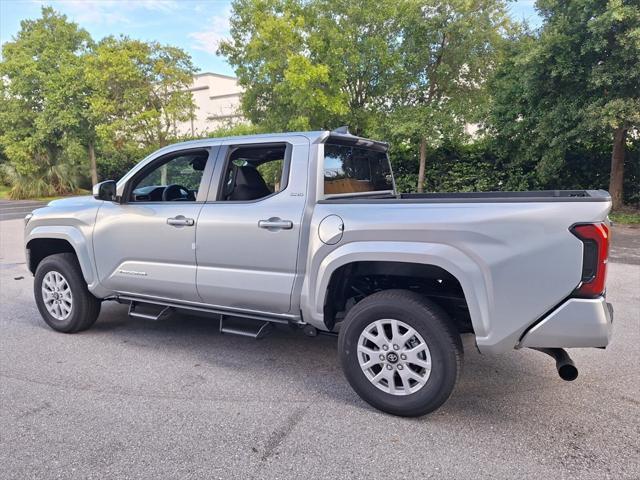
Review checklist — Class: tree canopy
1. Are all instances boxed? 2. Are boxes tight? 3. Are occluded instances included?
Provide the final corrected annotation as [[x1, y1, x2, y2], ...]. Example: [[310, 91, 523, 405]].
[[219, 0, 402, 133], [85, 37, 196, 149], [0, 7, 197, 198], [0, 2, 638, 208], [0, 7, 93, 197], [220, 0, 510, 192], [488, 0, 640, 208]]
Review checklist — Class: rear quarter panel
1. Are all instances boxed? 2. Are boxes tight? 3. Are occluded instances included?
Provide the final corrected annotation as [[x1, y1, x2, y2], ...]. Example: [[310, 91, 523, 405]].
[[301, 200, 611, 353]]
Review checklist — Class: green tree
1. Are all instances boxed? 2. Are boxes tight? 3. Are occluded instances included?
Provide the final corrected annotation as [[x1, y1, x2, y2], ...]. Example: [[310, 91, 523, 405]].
[[0, 7, 93, 197], [489, 0, 640, 208], [85, 36, 197, 151], [391, 0, 510, 192], [219, 0, 402, 133]]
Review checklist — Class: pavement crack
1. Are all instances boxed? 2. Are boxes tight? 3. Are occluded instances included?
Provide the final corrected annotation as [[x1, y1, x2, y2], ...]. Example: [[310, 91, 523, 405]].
[[260, 405, 307, 462], [16, 401, 51, 419]]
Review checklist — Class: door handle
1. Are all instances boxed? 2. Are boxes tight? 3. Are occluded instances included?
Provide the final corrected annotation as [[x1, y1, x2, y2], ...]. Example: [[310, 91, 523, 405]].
[[258, 217, 293, 231], [167, 216, 195, 227]]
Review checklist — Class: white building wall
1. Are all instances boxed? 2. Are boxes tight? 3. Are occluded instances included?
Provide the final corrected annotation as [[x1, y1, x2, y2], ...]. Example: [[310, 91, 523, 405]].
[[176, 72, 244, 137]]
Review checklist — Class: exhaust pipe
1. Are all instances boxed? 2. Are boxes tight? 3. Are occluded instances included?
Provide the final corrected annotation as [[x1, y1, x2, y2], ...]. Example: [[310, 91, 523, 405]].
[[532, 348, 579, 381]]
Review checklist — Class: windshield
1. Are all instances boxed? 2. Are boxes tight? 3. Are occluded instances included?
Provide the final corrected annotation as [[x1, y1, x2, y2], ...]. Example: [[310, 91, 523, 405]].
[[323, 144, 393, 196]]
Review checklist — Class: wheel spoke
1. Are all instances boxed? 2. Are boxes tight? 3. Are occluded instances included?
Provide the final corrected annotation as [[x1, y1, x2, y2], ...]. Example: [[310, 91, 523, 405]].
[[399, 326, 417, 346], [405, 344, 429, 360], [405, 345, 431, 369], [357, 344, 379, 358], [370, 369, 386, 385], [404, 368, 428, 385], [386, 370, 397, 394], [371, 320, 386, 341], [362, 330, 384, 348], [397, 368, 413, 392], [361, 357, 383, 369], [390, 319, 401, 344]]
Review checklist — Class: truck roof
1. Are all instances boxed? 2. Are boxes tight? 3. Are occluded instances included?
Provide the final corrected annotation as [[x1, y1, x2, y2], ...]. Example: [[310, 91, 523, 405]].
[[157, 130, 388, 153]]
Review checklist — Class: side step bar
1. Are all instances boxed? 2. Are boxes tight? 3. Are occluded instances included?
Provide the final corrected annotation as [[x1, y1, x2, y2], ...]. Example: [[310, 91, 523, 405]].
[[219, 315, 274, 339], [122, 297, 280, 340], [128, 301, 173, 321], [117, 294, 300, 325]]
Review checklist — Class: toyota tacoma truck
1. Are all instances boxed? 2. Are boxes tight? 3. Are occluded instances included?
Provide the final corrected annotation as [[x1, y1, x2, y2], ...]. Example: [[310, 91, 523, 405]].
[[24, 129, 614, 416]]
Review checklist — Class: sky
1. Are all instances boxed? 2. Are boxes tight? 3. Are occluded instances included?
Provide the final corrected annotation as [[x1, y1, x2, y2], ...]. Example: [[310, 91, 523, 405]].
[[1, 0, 541, 77]]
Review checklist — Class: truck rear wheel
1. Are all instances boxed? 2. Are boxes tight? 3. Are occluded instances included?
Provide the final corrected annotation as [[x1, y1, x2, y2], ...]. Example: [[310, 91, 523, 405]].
[[34, 253, 101, 333], [338, 289, 462, 416]]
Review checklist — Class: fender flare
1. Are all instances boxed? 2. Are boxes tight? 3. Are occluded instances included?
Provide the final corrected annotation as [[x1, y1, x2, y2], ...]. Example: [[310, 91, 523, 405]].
[[301, 241, 492, 341], [25, 226, 100, 291]]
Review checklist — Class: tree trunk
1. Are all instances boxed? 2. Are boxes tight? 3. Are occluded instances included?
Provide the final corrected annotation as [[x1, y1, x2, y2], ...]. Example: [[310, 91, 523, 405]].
[[608, 127, 627, 210], [88, 140, 98, 185], [417, 137, 427, 193]]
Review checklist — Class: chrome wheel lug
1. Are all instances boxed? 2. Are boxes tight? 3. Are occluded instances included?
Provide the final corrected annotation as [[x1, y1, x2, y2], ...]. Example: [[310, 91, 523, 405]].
[[386, 364, 393, 370], [400, 354, 407, 360], [397, 365, 404, 370], [393, 344, 399, 350], [379, 354, 385, 361], [382, 345, 389, 351]]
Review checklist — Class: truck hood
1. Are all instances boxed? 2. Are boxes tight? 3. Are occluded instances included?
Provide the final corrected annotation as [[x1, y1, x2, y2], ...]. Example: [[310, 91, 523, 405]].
[[46, 195, 98, 208]]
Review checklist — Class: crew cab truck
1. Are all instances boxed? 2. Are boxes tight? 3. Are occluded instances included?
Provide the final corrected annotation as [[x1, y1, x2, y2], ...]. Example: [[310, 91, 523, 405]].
[[24, 130, 614, 416]]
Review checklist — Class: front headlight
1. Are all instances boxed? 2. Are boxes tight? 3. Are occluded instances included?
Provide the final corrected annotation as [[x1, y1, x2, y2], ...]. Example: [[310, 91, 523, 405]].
[[24, 213, 33, 226]]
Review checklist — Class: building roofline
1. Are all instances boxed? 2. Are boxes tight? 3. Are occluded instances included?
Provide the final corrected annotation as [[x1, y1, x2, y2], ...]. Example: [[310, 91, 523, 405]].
[[193, 71, 238, 81]]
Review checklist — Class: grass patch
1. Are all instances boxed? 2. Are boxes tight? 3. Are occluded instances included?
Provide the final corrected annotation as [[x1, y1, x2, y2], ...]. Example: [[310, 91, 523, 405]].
[[610, 210, 640, 226], [0, 185, 90, 201]]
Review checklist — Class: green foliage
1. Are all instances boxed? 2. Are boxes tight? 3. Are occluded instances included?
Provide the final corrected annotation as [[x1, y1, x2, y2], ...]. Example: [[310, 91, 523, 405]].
[[487, 0, 640, 205], [1, 2, 638, 205], [257, 159, 284, 192], [389, 0, 510, 142], [221, 0, 511, 193], [609, 210, 640, 225], [0, 7, 198, 197], [219, 0, 401, 134], [95, 141, 156, 182], [85, 36, 197, 148], [388, 140, 505, 193], [206, 122, 267, 139], [1, 136, 85, 198], [0, 7, 92, 198]]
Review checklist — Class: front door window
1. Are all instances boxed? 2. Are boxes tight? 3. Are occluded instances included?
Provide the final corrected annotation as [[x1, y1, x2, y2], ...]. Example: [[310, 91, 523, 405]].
[[129, 150, 210, 202]]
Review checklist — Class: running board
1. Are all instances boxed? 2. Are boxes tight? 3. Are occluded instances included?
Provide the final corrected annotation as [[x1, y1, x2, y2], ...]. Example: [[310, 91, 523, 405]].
[[128, 301, 173, 321], [116, 294, 299, 325], [219, 315, 274, 339]]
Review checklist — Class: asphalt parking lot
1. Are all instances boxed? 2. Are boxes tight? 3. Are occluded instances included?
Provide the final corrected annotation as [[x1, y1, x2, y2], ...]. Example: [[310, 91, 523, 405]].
[[1, 215, 639, 480]]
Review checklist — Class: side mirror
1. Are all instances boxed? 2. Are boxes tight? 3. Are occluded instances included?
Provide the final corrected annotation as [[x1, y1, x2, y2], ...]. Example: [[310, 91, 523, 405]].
[[93, 180, 117, 202]]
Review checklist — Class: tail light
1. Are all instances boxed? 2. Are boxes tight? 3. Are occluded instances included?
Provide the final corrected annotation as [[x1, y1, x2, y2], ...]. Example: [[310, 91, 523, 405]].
[[571, 223, 609, 298]]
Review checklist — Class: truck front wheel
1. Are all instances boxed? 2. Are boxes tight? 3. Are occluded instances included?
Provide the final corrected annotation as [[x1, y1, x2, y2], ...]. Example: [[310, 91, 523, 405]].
[[34, 253, 101, 333], [338, 289, 462, 417]]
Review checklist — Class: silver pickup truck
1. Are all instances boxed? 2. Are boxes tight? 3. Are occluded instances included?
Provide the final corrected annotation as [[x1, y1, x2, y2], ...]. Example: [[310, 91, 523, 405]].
[[24, 130, 614, 416]]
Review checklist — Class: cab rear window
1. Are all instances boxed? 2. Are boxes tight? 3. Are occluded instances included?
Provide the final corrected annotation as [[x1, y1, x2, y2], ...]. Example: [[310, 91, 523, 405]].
[[323, 144, 393, 195]]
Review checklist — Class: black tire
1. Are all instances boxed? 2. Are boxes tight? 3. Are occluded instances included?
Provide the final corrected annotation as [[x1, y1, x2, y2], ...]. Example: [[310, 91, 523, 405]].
[[338, 289, 462, 417], [34, 253, 101, 333]]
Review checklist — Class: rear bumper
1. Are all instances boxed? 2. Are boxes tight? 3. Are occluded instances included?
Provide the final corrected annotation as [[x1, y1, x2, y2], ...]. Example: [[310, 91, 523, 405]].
[[519, 297, 613, 349]]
